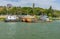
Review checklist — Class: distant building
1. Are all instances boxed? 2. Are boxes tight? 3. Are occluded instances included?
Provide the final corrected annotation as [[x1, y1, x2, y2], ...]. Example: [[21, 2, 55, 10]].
[[7, 4, 12, 8]]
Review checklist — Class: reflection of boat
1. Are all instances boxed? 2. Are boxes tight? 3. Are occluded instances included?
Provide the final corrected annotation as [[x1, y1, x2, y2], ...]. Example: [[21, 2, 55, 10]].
[[21, 15, 37, 22], [5, 15, 19, 22]]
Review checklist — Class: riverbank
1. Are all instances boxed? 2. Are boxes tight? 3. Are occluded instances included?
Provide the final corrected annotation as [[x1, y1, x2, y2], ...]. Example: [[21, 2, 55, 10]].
[[0, 15, 60, 22], [52, 17, 60, 20]]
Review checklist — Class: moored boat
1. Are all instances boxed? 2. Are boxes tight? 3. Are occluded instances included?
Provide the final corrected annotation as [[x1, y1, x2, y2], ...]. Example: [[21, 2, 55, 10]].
[[4, 15, 19, 22], [21, 15, 37, 22], [40, 15, 52, 22]]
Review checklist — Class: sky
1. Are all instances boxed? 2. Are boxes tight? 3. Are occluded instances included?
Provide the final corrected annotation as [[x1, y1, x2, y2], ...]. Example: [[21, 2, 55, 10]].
[[0, 0, 60, 10]]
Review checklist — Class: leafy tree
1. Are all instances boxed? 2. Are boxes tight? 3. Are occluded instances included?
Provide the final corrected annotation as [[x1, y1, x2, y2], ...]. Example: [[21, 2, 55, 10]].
[[47, 6, 54, 17]]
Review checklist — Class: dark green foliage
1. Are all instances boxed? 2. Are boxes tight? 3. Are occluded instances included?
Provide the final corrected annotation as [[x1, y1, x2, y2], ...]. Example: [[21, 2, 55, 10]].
[[0, 6, 60, 17]]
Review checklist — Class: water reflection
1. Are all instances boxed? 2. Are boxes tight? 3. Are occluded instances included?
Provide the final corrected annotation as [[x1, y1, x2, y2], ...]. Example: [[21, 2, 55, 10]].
[[6, 22, 17, 39]]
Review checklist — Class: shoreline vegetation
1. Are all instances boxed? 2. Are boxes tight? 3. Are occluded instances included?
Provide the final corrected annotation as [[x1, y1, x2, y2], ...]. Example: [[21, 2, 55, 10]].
[[0, 3, 60, 22]]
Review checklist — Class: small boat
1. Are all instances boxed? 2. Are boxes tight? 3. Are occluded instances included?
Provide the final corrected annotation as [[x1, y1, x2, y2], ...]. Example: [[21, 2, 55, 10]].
[[40, 15, 52, 22], [4, 15, 19, 22]]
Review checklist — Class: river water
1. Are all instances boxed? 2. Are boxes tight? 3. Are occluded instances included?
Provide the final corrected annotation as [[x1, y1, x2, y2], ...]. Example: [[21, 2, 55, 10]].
[[0, 20, 60, 39]]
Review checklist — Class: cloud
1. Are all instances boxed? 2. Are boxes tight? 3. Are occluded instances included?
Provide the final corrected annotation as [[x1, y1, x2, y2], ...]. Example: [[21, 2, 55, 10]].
[[0, 0, 60, 10], [5, 0, 20, 2], [0, 0, 19, 6]]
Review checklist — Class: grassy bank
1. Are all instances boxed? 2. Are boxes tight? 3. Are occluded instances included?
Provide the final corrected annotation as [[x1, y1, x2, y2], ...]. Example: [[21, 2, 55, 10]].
[[0, 15, 6, 21]]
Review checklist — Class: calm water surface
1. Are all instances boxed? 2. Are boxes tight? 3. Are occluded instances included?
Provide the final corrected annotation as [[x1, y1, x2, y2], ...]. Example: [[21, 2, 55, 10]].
[[0, 20, 60, 39]]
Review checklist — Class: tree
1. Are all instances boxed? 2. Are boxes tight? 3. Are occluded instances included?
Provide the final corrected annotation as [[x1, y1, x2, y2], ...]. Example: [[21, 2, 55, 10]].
[[47, 6, 54, 17], [0, 6, 7, 15]]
